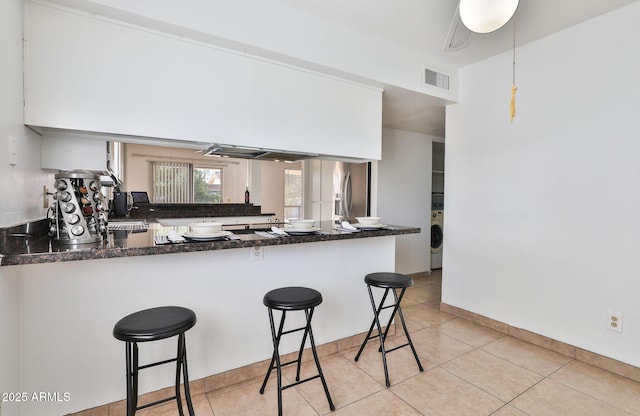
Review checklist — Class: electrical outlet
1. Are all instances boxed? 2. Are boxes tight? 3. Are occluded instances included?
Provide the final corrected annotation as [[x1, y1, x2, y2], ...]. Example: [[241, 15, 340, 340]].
[[607, 311, 623, 333], [251, 246, 264, 261]]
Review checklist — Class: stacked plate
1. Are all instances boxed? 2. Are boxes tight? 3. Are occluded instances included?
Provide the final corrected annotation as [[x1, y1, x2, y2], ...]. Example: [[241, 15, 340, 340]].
[[353, 217, 387, 230], [183, 222, 231, 241], [285, 219, 320, 235], [183, 230, 232, 241]]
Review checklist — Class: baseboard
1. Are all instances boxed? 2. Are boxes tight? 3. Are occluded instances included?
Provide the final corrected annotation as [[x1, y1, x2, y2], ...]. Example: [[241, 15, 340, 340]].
[[440, 302, 640, 384], [75, 300, 640, 415], [72, 327, 394, 416]]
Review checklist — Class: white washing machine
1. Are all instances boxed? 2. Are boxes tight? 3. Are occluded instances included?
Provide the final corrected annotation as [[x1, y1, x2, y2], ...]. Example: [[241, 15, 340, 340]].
[[430, 210, 443, 269]]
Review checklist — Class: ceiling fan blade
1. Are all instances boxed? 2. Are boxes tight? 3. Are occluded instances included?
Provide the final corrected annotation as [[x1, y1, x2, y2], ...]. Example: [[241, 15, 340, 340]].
[[443, 4, 472, 51]]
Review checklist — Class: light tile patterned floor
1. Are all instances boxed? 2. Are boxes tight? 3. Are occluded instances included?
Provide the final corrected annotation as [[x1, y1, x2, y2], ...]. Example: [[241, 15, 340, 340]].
[[132, 270, 640, 416]]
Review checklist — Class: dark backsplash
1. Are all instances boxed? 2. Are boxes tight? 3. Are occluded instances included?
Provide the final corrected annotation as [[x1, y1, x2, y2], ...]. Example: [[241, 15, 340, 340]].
[[0, 219, 50, 253], [125, 203, 269, 219]]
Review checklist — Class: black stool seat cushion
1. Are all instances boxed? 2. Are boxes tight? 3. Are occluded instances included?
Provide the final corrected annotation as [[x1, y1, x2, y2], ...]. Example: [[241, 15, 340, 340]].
[[113, 306, 197, 342], [263, 287, 323, 310], [365, 272, 414, 289]]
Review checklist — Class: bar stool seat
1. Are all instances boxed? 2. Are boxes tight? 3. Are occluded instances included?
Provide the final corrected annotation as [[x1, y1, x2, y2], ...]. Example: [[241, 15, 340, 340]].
[[113, 306, 196, 416], [263, 286, 323, 310], [355, 272, 424, 387], [259, 287, 335, 416], [365, 272, 414, 289]]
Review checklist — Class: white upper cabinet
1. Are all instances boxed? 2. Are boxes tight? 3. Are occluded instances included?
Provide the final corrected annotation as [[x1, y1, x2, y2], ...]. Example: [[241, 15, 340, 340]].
[[23, 1, 382, 161], [24, 1, 255, 145], [252, 61, 382, 159]]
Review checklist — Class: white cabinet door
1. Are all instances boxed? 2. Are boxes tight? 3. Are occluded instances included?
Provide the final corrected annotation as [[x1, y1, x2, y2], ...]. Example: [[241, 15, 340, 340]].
[[24, 2, 254, 144], [306, 160, 337, 222], [24, 1, 382, 160], [253, 61, 382, 160]]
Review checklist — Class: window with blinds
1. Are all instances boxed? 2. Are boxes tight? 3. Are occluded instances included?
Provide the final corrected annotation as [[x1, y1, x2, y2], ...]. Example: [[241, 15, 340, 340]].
[[284, 168, 302, 220], [151, 161, 191, 203]]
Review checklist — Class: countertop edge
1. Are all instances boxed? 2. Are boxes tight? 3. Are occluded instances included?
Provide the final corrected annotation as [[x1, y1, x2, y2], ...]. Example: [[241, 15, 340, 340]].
[[0, 226, 420, 266]]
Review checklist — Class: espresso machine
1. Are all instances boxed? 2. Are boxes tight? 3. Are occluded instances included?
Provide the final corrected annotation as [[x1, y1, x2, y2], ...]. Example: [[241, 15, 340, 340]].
[[48, 170, 109, 244]]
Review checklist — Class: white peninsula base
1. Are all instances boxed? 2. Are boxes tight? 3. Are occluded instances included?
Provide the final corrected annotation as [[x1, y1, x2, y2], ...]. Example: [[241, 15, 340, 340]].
[[12, 236, 396, 416]]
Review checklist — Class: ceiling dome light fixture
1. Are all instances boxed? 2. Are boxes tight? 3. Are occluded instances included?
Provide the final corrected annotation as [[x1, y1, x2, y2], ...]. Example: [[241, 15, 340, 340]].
[[459, 0, 519, 34]]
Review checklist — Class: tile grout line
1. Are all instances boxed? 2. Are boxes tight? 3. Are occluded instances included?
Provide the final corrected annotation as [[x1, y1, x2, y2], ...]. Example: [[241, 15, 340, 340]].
[[541, 360, 638, 416]]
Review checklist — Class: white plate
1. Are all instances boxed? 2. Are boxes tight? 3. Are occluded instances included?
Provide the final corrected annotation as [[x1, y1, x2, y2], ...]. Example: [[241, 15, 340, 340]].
[[183, 231, 231, 241], [353, 223, 387, 230], [283, 227, 321, 234]]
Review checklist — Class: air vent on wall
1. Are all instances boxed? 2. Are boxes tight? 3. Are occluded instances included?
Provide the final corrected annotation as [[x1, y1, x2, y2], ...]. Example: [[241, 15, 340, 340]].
[[424, 68, 450, 91]]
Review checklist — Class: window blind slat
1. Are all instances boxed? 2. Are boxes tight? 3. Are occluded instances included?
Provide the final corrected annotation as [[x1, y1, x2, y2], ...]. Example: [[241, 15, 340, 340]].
[[152, 161, 190, 203]]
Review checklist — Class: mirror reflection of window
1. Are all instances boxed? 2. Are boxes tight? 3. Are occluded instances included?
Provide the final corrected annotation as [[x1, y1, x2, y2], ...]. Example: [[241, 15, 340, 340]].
[[194, 167, 222, 203], [150, 161, 224, 203], [284, 168, 302, 220]]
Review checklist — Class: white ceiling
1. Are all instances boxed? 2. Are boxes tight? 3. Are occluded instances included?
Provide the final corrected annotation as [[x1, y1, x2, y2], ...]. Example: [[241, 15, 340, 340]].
[[273, 0, 638, 137]]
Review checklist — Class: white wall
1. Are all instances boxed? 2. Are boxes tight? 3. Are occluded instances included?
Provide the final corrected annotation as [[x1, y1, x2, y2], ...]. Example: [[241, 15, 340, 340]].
[[24, 1, 383, 161], [0, 266, 20, 416], [0, 1, 54, 413], [0, 0, 54, 228], [45, 0, 457, 102], [17, 237, 395, 415], [444, 2, 640, 367], [378, 128, 436, 274]]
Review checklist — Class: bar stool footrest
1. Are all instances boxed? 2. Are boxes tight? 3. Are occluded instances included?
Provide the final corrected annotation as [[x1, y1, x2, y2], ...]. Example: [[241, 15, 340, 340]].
[[385, 342, 411, 354], [137, 395, 178, 412], [281, 374, 321, 391], [138, 357, 178, 370], [282, 325, 307, 336]]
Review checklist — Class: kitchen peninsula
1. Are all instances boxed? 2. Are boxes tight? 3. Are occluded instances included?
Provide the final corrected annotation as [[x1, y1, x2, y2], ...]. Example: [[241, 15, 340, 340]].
[[1, 212, 419, 415], [0, 207, 418, 266]]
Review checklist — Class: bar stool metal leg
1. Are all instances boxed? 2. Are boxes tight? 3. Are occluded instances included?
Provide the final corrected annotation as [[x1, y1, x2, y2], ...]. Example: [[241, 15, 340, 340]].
[[173, 333, 196, 416], [179, 334, 196, 416], [355, 286, 390, 362], [355, 283, 424, 387], [114, 306, 197, 416], [259, 309, 286, 397], [259, 308, 286, 416], [305, 309, 335, 412], [260, 306, 335, 415], [125, 341, 139, 416], [368, 286, 392, 387], [392, 289, 424, 373], [295, 310, 310, 382], [175, 334, 185, 416]]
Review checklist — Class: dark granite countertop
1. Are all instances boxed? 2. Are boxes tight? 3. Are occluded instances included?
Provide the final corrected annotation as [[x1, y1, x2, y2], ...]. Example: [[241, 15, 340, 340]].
[[0, 220, 420, 266]]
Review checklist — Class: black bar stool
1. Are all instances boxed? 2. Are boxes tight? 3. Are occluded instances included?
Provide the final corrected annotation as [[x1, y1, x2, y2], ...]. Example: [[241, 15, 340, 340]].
[[259, 286, 335, 416], [354, 272, 424, 387], [113, 306, 197, 416]]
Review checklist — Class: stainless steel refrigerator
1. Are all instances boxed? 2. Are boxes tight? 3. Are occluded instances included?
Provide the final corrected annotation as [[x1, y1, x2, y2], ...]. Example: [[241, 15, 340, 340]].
[[334, 162, 370, 222]]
